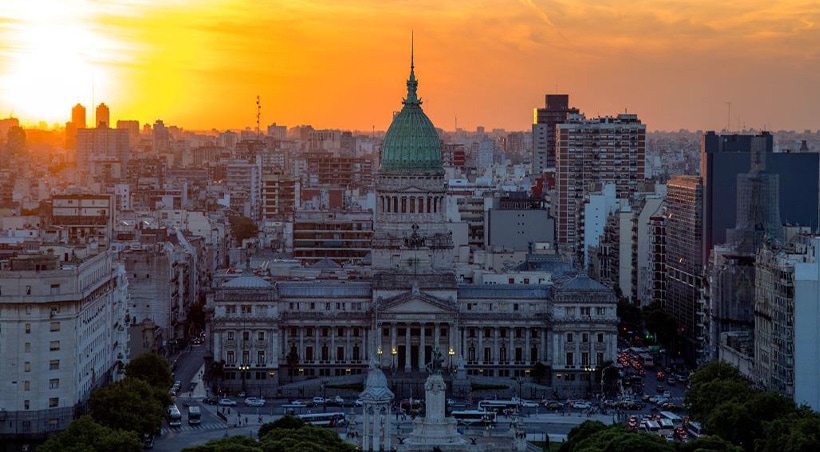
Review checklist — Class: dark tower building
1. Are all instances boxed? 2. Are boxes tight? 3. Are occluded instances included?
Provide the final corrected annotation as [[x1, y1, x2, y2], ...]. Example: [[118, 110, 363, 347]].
[[701, 131, 819, 263], [532, 94, 577, 173]]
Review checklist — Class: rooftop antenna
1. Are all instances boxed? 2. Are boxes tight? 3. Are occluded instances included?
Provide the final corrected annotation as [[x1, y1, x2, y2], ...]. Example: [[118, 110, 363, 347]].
[[256, 95, 261, 138], [725, 101, 732, 132]]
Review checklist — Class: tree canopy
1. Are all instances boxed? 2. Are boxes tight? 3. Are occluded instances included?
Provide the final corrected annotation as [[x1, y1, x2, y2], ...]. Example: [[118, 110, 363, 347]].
[[228, 216, 259, 244], [89, 377, 169, 435], [184, 417, 355, 452], [125, 352, 173, 390], [558, 422, 673, 452], [38, 416, 142, 452]]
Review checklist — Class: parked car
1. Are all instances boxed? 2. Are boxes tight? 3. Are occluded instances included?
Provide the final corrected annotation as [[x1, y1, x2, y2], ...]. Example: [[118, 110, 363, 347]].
[[354, 399, 364, 407], [519, 399, 539, 408], [311, 397, 326, 407], [570, 401, 591, 410], [201, 396, 218, 405], [218, 398, 237, 406], [543, 400, 564, 410], [245, 397, 266, 407], [326, 396, 344, 406]]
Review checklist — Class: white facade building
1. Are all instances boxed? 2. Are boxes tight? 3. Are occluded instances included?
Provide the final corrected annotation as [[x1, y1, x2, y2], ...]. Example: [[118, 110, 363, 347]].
[[0, 250, 128, 439]]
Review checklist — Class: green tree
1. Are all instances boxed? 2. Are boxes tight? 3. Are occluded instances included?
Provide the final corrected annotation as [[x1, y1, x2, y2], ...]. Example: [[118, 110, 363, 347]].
[[182, 436, 261, 452], [758, 415, 820, 452], [685, 379, 751, 422], [38, 415, 142, 452], [559, 423, 673, 452], [126, 352, 173, 390], [89, 377, 169, 436], [678, 435, 742, 452], [228, 216, 259, 244], [258, 415, 305, 438], [259, 425, 356, 452]]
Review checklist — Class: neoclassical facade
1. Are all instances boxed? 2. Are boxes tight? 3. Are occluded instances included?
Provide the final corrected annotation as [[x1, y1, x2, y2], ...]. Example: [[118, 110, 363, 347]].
[[208, 55, 618, 398]]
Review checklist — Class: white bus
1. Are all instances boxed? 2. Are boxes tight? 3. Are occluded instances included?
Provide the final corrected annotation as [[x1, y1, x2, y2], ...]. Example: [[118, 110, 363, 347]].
[[477, 400, 520, 413], [296, 412, 346, 427], [659, 411, 683, 428], [686, 421, 706, 439], [167, 405, 182, 427], [187, 406, 201, 425], [451, 410, 497, 426]]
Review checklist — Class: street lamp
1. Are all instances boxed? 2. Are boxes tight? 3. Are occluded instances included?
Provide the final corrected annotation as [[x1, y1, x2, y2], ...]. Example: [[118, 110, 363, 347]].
[[391, 347, 397, 374], [239, 362, 250, 395], [515, 376, 524, 403], [321, 379, 328, 413], [448, 347, 455, 373]]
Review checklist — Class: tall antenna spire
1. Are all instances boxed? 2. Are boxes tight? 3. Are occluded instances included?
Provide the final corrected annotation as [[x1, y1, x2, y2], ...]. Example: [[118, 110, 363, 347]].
[[256, 95, 261, 138], [404, 31, 420, 106]]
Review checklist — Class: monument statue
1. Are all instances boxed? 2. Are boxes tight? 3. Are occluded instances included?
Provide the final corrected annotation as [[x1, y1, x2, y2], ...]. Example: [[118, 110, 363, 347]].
[[425, 348, 444, 376]]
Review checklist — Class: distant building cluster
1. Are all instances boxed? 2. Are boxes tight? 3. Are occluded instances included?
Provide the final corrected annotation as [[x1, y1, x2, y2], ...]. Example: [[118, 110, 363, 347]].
[[0, 64, 819, 445]]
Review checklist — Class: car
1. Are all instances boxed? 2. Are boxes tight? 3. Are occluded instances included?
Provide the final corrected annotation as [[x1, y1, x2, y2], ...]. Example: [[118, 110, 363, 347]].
[[327, 395, 344, 406], [519, 400, 539, 408], [570, 401, 591, 410], [218, 398, 237, 406], [311, 396, 326, 406], [543, 400, 564, 410], [656, 385, 666, 393], [244, 397, 266, 407], [667, 376, 677, 385], [201, 396, 218, 405], [354, 399, 363, 407], [663, 391, 671, 398]]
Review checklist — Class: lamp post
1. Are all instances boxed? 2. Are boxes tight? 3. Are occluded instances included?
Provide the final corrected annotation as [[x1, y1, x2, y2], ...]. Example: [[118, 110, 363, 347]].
[[515, 376, 524, 406], [321, 379, 328, 413], [391, 347, 397, 374], [239, 362, 250, 395], [377, 346, 383, 369], [448, 347, 455, 373]]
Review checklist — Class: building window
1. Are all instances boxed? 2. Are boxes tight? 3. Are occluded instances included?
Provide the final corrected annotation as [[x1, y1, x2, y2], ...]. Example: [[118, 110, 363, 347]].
[[564, 307, 574, 316], [227, 351, 235, 365], [24, 362, 31, 372], [49, 379, 59, 389], [580, 307, 591, 316], [597, 352, 605, 366], [25, 323, 31, 334], [322, 327, 329, 337], [306, 327, 314, 336], [337, 327, 344, 336], [50, 322, 60, 332], [24, 381, 30, 391], [241, 305, 251, 314], [483, 328, 492, 338], [310, 303, 315, 310], [49, 398, 59, 408], [257, 332, 265, 341], [50, 341, 60, 351], [353, 328, 360, 337], [531, 328, 539, 339], [242, 351, 250, 364], [290, 327, 298, 337], [24, 342, 31, 352], [597, 333, 604, 343], [566, 333, 573, 343], [337, 346, 344, 361], [242, 331, 250, 342], [228, 332, 235, 340], [596, 307, 606, 316], [353, 345, 360, 361], [582, 333, 589, 343], [49, 360, 59, 370], [227, 305, 236, 314], [515, 328, 523, 339], [257, 350, 265, 365], [321, 345, 329, 361], [484, 347, 492, 363], [24, 400, 29, 410], [581, 352, 590, 367], [566, 352, 574, 367], [306, 346, 314, 362]]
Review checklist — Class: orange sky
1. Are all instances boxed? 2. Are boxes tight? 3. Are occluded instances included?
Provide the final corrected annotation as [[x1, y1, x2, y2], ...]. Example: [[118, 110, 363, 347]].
[[1, 0, 818, 133]]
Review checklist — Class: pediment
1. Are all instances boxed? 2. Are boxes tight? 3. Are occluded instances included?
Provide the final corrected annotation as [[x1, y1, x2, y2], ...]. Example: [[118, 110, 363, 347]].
[[378, 291, 457, 314]]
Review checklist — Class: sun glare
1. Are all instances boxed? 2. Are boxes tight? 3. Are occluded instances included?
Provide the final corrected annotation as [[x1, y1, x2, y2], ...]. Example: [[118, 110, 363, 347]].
[[0, 1, 114, 125]]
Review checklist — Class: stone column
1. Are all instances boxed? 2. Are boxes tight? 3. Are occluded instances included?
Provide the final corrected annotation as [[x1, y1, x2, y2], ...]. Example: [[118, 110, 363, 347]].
[[362, 406, 370, 451], [478, 327, 484, 365], [419, 323, 426, 370], [373, 406, 381, 451], [298, 327, 304, 363], [525, 327, 532, 365], [404, 323, 412, 372], [493, 327, 500, 365], [391, 323, 398, 371], [384, 405, 391, 451], [331, 326, 337, 363], [434, 322, 441, 352]]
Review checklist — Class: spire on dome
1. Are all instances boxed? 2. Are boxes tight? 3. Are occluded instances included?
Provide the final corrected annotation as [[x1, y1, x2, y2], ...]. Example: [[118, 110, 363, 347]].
[[405, 31, 420, 106]]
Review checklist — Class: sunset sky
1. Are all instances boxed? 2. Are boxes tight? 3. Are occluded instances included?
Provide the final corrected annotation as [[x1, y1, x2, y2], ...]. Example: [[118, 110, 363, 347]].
[[0, 0, 818, 133]]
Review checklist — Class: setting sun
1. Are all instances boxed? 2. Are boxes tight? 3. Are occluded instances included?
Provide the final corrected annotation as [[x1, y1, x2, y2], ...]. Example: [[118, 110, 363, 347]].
[[1, 0, 818, 132]]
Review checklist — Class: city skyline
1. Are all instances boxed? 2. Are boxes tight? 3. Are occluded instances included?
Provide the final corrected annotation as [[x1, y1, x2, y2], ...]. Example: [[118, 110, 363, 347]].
[[1, 0, 819, 133]]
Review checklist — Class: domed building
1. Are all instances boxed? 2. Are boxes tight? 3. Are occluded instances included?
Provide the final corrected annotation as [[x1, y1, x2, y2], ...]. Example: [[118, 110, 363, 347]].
[[208, 47, 619, 410]]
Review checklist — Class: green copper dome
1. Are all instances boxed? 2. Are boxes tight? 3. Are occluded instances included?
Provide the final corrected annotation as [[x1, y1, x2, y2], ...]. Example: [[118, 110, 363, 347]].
[[380, 55, 443, 174]]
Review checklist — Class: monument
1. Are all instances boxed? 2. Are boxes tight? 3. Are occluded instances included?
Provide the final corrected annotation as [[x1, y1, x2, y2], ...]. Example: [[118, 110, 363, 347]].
[[400, 348, 470, 451]]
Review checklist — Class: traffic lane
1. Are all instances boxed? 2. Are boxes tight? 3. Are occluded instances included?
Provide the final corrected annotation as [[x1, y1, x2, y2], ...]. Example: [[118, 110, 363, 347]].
[[171, 347, 206, 395]]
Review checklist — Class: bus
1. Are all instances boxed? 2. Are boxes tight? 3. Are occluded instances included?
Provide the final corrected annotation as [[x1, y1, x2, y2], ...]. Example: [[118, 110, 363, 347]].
[[686, 421, 706, 439], [639, 353, 655, 368], [477, 400, 520, 414], [187, 406, 202, 425], [451, 410, 497, 426], [659, 411, 683, 428], [167, 405, 182, 427], [296, 412, 346, 427]]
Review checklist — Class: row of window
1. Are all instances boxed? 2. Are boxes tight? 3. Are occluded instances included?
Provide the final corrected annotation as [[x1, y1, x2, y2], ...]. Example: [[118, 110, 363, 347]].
[[565, 332, 607, 343], [564, 351, 606, 368], [22, 379, 60, 390], [564, 306, 609, 316], [21, 398, 60, 410], [24, 360, 60, 371], [22, 321, 61, 333]]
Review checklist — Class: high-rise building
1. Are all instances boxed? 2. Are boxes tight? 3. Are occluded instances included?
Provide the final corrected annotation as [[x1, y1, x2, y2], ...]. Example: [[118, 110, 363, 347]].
[[665, 175, 704, 361], [0, 251, 129, 441], [95, 103, 110, 128], [754, 235, 820, 409], [701, 131, 819, 263], [75, 127, 130, 171], [71, 103, 86, 129], [555, 113, 646, 265], [532, 94, 575, 174]]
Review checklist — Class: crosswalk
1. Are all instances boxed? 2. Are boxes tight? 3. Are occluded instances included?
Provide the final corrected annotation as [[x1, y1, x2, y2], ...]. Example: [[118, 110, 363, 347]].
[[161, 421, 228, 435]]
